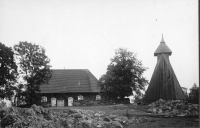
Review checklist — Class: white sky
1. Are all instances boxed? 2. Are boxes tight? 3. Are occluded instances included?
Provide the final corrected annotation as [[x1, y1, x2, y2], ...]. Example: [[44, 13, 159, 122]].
[[0, 0, 198, 90]]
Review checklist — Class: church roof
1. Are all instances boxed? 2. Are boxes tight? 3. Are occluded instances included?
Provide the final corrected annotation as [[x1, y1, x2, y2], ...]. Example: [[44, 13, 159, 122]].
[[154, 35, 172, 56], [40, 69, 100, 93]]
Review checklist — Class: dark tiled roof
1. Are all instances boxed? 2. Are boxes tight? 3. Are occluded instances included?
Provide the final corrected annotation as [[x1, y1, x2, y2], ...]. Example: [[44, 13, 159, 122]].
[[40, 69, 100, 93], [154, 36, 172, 56]]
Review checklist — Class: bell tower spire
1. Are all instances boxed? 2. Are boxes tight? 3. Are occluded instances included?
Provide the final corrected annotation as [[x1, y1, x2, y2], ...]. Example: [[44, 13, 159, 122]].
[[161, 34, 165, 43], [144, 36, 186, 102]]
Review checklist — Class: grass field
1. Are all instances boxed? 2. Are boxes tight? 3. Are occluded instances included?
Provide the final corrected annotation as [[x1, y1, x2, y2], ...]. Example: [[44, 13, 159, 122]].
[[47, 104, 199, 128], [48, 104, 147, 116]]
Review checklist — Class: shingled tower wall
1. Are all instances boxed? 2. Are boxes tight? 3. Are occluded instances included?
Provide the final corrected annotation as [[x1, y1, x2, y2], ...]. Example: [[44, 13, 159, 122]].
[[144, 35, 186, 102]]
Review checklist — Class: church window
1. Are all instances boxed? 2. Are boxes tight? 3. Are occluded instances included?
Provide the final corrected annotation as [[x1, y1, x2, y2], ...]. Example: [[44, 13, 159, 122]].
[[78, 95, 83, 100], [41, 96, 47, 102], [96, 95, 101, 100]]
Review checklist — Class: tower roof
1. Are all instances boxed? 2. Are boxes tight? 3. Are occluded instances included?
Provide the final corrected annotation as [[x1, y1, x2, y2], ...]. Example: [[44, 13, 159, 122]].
[[154, 35, 172, 56], [143, 54, 186, 102]]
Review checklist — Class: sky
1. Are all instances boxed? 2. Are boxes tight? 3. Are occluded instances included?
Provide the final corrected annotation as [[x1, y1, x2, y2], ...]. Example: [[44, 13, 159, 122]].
[[0, 0, 199, 91]]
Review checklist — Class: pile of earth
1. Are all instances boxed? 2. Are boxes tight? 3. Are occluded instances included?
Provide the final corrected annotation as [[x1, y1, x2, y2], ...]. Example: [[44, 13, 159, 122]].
[[0, 104, 150, 128], [146, 99, 199, 117]]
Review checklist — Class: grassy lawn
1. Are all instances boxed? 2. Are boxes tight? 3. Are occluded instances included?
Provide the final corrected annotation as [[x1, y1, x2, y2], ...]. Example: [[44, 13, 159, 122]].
[[47, 104, 150, 116], [48, 104, 137, 115]]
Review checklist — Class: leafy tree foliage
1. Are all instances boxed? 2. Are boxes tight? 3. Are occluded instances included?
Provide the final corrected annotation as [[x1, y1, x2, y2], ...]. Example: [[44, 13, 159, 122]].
[[134, 93, 144, 103], [98, 48, 148, 100], [188, 83, 199, 104], [0, 42, 18, 100], [14, 41, 52, 105]]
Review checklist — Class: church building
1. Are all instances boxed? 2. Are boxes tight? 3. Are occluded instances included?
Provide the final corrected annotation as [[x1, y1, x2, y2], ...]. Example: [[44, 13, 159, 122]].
[[40, 69, 101, 107]]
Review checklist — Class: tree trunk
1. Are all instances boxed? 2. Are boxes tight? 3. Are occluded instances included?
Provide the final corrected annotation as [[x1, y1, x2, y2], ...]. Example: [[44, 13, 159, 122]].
[[14, 95, 17, 106], [30, 90, 33, 105]]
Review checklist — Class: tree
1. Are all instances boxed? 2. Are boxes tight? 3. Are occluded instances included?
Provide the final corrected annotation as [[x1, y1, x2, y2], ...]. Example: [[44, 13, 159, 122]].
[[134, 93, 144, 103], [188, 83, 199, 104], [14, 41, 52, 105], [98, 48, 148, 100], [0, 42, 18, 100]]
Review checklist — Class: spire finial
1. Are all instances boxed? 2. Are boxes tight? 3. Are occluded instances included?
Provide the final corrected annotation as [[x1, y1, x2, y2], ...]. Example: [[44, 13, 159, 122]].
[[161, 34, 165, 43]]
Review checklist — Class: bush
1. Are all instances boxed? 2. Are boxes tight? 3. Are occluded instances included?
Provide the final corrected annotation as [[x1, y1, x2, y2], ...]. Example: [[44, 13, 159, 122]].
[[17, 104, 32, 108], [116, 98, 130, 104], [188, 83, 199, 104], [0, 99, 12, 108], [0, 101, 7, 108], [73, 99, 102, 106], [41, 102, 52, 108]]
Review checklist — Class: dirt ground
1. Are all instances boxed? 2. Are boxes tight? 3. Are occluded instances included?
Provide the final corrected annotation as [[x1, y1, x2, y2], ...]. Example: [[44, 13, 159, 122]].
[[124, 115, 199, 128], [48, 104, 199, 128], [125, 104, 199, 127]]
